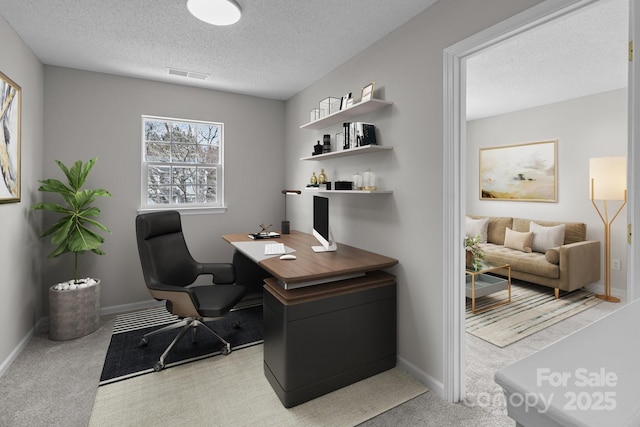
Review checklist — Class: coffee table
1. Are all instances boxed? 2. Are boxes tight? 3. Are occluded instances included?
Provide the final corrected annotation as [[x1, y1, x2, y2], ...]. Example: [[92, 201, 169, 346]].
[[465, 260, 511, 314]]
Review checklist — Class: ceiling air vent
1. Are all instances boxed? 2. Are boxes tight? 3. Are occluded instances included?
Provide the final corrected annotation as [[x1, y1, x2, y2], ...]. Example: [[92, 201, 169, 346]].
[[167, 68, 209, 80]]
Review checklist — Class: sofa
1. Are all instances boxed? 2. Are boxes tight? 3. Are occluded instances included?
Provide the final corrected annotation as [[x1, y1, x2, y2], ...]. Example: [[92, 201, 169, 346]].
[[466, 215, 601, 298]]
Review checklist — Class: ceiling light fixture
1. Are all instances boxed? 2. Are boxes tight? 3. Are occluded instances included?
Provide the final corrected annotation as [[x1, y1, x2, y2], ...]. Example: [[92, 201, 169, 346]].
[[186, 0, 242, 26]]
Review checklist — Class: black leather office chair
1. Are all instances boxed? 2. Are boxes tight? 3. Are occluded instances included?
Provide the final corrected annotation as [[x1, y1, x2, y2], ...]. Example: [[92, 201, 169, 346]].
[[135, 211, 246, 371]]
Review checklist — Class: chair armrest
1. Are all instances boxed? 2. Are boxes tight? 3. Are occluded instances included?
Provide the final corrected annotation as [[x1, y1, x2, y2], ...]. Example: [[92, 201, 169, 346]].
[[559, 240, 601, 290], [198, 262, 236, 284]]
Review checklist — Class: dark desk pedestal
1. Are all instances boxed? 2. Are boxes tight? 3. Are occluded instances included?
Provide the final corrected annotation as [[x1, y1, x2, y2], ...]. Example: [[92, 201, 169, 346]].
[[263, 271, 397, 408]]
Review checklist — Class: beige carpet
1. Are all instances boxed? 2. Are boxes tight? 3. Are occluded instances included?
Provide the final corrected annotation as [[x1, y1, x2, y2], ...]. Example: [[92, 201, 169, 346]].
[[89, 344, 427, 426], [466, 282, 602, 347]]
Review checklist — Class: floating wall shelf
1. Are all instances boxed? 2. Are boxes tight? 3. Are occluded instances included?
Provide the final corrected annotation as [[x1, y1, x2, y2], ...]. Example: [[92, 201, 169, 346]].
[[300, 145, 393, 161], [305, 188, 393, 195], [300, 99, 393, 130]]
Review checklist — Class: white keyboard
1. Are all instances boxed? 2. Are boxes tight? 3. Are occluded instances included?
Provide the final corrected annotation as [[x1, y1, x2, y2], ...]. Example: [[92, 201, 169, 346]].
[[264, 242, 286, 255]]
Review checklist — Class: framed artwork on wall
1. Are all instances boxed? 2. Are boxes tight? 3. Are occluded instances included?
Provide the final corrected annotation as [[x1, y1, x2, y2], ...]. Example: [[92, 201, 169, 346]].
[[479, 140, 557, 202], [0, 70, 21, 203]]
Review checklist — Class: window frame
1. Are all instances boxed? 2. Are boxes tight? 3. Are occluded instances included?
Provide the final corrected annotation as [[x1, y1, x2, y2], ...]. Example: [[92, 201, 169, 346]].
[[139, 115, 226, 214]]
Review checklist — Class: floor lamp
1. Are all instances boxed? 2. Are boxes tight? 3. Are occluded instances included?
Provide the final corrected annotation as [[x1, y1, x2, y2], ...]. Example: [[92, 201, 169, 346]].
[[589, 157, 627, 303]]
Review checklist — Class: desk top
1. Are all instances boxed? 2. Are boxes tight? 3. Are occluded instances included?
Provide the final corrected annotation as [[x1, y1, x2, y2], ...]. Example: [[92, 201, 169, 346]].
[[223, 230, 398, 286]]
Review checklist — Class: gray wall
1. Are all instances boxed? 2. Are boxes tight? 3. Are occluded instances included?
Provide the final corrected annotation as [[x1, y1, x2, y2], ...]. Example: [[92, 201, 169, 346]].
[[42, 66, 286, 311], [467, 89, 628, 295], [284, 0, 544, 393], [1, 0, 550, 395], [0, 15, 45, 371]]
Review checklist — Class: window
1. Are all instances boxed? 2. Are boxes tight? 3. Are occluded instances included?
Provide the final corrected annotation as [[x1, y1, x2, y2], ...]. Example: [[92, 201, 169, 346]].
[[141, 116, 224, 211]]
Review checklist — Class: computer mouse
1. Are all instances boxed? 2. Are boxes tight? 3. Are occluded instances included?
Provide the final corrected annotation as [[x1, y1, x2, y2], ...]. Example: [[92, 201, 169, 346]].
[[279, 254, 297, 260]]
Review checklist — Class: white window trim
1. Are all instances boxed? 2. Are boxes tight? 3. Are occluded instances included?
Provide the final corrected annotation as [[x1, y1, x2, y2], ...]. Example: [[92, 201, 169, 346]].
[[140, 115, 226, 213]]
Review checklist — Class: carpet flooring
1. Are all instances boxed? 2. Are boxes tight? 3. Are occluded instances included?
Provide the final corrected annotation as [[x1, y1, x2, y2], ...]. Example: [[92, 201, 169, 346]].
[[90, 344, 428, 427], [465, 282, 602, 347], [99, 305, 263, 384]]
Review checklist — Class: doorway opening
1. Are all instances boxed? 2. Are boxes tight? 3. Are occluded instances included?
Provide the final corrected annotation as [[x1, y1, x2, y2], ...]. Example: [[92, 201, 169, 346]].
[[443, 0, 631, 404]]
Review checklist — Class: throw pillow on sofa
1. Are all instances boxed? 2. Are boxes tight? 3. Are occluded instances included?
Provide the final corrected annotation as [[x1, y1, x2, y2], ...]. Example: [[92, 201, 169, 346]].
[[504, 227, 533, 253], [466, 216, 489, 242], [529, 221, 565, 253], [545, 248, 560, 264]]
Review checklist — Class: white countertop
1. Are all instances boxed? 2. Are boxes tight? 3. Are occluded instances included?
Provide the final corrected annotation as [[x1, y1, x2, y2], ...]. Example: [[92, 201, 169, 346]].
[[494, 298, 640, 426]]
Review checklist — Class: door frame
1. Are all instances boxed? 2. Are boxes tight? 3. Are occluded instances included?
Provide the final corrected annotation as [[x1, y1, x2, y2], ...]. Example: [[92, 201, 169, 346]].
[[442, 0, 635, 402]]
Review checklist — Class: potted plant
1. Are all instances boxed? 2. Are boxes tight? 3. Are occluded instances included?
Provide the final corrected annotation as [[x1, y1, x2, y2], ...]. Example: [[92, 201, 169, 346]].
[[32, 157, 112, 340], [465, 234, 485, 271]]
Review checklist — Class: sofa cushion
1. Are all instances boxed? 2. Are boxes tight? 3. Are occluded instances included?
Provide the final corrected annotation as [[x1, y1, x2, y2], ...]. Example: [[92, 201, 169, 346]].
[[481, 243, 560, 279], [530, 221, 565, 253], [504, 228, 533, 253], [513, 218, 586, 244], [468, 215, 513, 245], [466, 216, 489, 242], [545, 248, 560, 265]]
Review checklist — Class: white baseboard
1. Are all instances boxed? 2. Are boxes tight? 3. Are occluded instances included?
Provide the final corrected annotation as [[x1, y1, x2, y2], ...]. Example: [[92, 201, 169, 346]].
[[1, 299, 164, 378], [0, 325, 35, 378], [585, 282, 627, 303], [397, 354, 443, 399]]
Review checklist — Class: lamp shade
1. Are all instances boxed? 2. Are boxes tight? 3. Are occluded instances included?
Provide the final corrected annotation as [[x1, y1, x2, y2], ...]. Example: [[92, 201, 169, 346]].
[[187, 0, 242, 26], [589, 157, 627, 200]]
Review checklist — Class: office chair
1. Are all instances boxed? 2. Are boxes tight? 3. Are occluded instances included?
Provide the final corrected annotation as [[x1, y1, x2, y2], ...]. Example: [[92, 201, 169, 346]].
[[135, 211, 246, 371]]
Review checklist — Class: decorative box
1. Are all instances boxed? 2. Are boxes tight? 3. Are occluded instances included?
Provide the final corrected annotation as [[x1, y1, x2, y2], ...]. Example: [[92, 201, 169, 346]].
[[319, 97, 341, 117], [309, 108, 321, 122]]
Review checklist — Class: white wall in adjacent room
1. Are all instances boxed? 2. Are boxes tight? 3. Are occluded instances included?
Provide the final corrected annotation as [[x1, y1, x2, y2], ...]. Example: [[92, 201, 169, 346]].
[[466, 88, 628, 293]]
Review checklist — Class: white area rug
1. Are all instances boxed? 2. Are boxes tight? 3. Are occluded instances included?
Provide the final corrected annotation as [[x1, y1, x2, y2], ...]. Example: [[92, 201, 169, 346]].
[[466, 282, 602, 347], [89, 344, 427, 426]]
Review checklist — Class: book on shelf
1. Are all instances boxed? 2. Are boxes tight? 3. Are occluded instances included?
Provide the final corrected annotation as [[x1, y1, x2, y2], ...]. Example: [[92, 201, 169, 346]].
[[342, 122, 376, 149]]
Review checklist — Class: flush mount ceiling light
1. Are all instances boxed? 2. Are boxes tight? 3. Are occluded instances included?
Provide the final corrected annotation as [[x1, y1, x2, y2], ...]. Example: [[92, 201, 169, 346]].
[[187, 0, 242, 26]]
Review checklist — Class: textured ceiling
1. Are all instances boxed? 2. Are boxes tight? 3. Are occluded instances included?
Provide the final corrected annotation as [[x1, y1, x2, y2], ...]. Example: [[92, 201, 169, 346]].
[[466, 0, 628, 120], [0, 0, 438, 100], [0, 0, 628, 116]]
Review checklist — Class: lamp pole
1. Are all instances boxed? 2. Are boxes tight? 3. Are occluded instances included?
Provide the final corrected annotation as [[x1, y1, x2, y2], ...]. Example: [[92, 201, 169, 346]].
[[591, 180, 626, 303]]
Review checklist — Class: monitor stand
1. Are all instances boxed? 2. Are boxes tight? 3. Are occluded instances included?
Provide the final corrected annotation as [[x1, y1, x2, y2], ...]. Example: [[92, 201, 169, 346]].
[[312, 242, 337, 252], [312, 229, 337, 252]]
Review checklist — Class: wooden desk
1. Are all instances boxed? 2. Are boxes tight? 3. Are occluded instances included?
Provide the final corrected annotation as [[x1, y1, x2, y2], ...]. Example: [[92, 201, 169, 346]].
[[223, 230, 398, 288], [223, 231, 399, 407]]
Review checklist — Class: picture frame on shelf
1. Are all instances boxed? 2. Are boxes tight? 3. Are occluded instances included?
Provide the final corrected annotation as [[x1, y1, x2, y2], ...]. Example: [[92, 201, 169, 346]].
[[340, 92, 352, 110], [361, 82, 375, 102]]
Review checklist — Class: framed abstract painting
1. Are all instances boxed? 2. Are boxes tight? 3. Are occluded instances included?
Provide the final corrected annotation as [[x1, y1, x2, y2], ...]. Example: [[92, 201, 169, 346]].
[[479, 140, 557, 202], [0, 70, 21, 203]]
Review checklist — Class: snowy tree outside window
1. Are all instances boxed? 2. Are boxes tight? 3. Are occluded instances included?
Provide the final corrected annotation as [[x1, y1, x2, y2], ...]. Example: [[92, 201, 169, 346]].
[[141, 116, 223, 208]]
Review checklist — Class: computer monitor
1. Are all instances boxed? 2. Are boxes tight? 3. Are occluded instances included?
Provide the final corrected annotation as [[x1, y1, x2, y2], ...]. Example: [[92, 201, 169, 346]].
[[312, 195, 337, 252]]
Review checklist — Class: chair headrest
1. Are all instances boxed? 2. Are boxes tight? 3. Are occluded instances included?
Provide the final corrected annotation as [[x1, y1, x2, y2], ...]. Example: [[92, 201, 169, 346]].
[[137, 211, 182, 240]]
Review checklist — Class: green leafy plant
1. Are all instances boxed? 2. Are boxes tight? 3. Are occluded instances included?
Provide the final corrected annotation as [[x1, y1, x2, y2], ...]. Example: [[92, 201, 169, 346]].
[[32, 157, 112, 283], [465, 234, 485, 271]]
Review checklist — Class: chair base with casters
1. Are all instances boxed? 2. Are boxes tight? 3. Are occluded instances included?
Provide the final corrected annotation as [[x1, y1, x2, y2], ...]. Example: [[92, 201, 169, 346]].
[[139, 315, 240, 372]]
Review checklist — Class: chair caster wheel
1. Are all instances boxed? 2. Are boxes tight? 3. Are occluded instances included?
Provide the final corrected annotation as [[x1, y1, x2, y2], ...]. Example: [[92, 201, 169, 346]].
[[139, 338, 148, 347], [221, 345, 231, 355], [153, 361, 164, 372]]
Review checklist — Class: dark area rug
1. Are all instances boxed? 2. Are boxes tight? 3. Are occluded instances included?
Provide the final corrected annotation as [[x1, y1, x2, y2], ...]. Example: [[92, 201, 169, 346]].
[[99, 305, 263, 385]]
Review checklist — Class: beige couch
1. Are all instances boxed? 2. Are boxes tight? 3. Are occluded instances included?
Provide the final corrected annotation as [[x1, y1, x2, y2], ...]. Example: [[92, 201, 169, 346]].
[[467, 216, 601, 298]]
